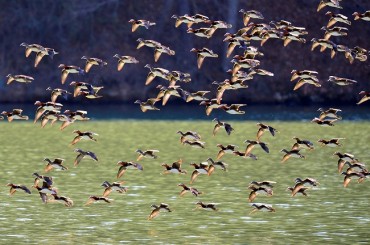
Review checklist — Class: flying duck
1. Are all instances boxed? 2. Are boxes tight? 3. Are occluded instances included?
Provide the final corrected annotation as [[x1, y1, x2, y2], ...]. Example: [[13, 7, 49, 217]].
[[239, 9, 264, 26], [182, 140, 205, 149], [249, 203, 275, 214], [161, 159, 187, 174], [148, 203, 171, 220], [353, 11, 370, 21], [6, 74, 34, 85], [46, 87, 71, 103], [113, 54, 139, 71], [244, 140, 269, 155], [178, 183, 202, 197], [136, 149, 159, 161], [212, 118, 234, 136], [6, 183, 31, 195], [195, 201, 218, 211], [101, 181, 127, 197], [128, 19, 156, 32], [317, 0, 342, 12], [318, 138, 345, 147], [291, 137, 315, 150], [171, 14, 196, 28], [44, 158, 68, 172], [280, 149, 305, 163], [177, 130, 201, 143], [248, 186, 273, 202], [71, 130, 98, 145], [328, 76, 357, 86], [49, 194, 74, 207], [58, 64, 84, 85], [311, 117, 337, 126], [81, 56, 108, 73], [256, 123, 278, 140], [85, 196, 112, 206], [326, 11, 351, 27], [1, 109, 29, 122], [190, 47, 218, 69], [357, 91, 370, 105], [74, 148, 98, 166], [116, 161, 143, 178], [134, 98, 160, 112]]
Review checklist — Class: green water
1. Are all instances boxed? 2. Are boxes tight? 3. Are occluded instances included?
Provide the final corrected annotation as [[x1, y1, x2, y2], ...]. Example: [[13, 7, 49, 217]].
[[1, 120, 369, 244]]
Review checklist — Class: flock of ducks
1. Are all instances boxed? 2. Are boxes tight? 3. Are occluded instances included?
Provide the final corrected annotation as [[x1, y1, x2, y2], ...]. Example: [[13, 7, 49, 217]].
[[2, 0, 370, 220]]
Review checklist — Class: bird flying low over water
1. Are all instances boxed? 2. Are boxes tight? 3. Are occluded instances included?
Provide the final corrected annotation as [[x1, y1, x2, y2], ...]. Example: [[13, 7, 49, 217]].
[[73, 148, 98, 166], [6, 183, 31, 195], [136, 149, 159, 161], [116, 161, 143, 179], [161, 159, 187, 174], [148, 203, 171, 220], [178, 183, 202, 197], [195, 201, 218, 211], [256, 123, 278, 140], [1, 109, 29, 122], [212, 118, 234, 136], [44, 158, 68, 172], [101, 181, 127, 197], [85, 196, 113, 206], [71, 130, 98, 145]]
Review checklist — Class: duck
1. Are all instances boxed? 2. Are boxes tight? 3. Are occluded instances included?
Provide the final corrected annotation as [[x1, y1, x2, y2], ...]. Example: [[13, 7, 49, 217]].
[[187, 27, 216, 39], [55, 113, 75, 131], [233, 151, 258, 160], [171, 14, 196, 28], [161, 159, 187, 174], [81, 56, 108, 73], [248, 181, 276, 189], [6, 183, 31, 195], [113, 54, 139, 71], [144, 64, 171, 85], [317, 138, 345, 147], [248, 68, 274, 77], [256, 123, 278, 140], [328, 76, 357, 86], [1, 109, 29, 122], [178, 183, 202, 197], [231, 58, 260, 75], [77, 87, 104, 99], [190, 162, 210, 183], [34, 101, 63, 123], [326, 11, 351, 27], [33, 182, 57, 203], [311, 38, 337, 58], [49, 194, 74, 207], [212, 118, 234, 136], [39, 110, 60, 128], [180, 90, 210, 102], [134, 98, 160, 112], [136, 38, 162, 49], [291, 137, 315, 150], [176, 130, 201, 143], [321, 26, 348, 40], [155, 85, 182, 106], [73, 148, 98, 166], [191, 13, 210, 23], [344, 162, 368, 174], [219, 104, 247, 115], [216, 144, 238, 159], [333, 152, 357, 163], [290, 69, 318, 81], [153, 44, 175, 62], [199, 99, 226, 116], [280, 149, 305, 163], [44, 158, 68, 172], [317, 107, 342, 120], [167, 70, 191, 86], [195, 201, 218, 211], [293, 77, 321, 91], [128, 19, 156, 32], [136, 149, 159, 161], [311, 117, 337, 126], [357, 91, 370, 105], [148, 203, 171, 220], [280, 32, 306, 47], [352, 46, 368, 62], [46, 87, 71, 103], [244, 140, 269, 155], [64, 110, 89, 121], [223, 36, 249, 58], [249, 203, 275, 214], [20, 42, 46, 57], [69, 81, 94, 97], [248, 186, 273, 202], [117, 161, 143, 178], [101, 181, 127, 197], [341, 172, 366, 188], [239, 9, 264, 26], [287, 184, 311, 197], [32, 172, 53, 188], [353, 11, 370, 21], [71, 130, 98, 145], [85, 196, 112, 206], [182, 140, 205, 149], [58, 64, 84, 84], [295, 177, 320, 187], [6, 74, 34, 85], [206, 158, 228, 174], [227, 70, 254, 83], [317, 0, 342, 12], [190, 47, 218, 69], [34, 47, 58, 67]]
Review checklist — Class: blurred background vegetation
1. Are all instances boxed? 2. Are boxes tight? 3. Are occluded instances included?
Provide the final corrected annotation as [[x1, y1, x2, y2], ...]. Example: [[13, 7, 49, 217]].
[[0, 0, 369, 105]]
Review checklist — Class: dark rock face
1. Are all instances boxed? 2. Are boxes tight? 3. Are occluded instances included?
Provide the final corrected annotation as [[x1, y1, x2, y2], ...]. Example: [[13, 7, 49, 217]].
[[0, 0, 369, 105]]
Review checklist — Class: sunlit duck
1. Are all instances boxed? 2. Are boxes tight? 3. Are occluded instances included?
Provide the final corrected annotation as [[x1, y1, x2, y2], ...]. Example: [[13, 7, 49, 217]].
[[64, 110, 89, 121], [335, 44, 356, 64], [69, 81, 94, 97], [248, 67, 274, 77], [144, 64, 170, 85], [6, 183, 31, 195], [220, 104, 247, 115], [20, 42, 45, 57], [34, 101, 62, 123], [256, 123, 278, 140], [39, 110, 60, 128], [128, 19, 156, 32], [317, 107, 342, 120], [214, 79, 248, 104], [136, 38, 161, 49], [317, 0, 342, 12], [77, 87, 103, 99], [321, 26, 347, 40], [113, 54, 139, 71], [46, 87, 71, 103], [136, 149, 159, 161], [248, 181, 276, 189], [178, 183, 202, 197], [227, 70, 253, 83], [71, 130, 98, 145], [353, 11, 370, 21], [101, 181, 127, 197], [244, 140, 269, 155], [344, 162, 368, 174], [224, 36, 248, 58], [85, 196, 112, 206], [352, 46, 368, 62], [58, 64, 84, 84], [49, 194, 73, 207], [241, 46, 264, 59], [280, 32, 306, 47], [33, 182, 57, 203], [117, 161, 143, 178], [191, 13, 210, 23], [148, 203, 172, 220], [177, 130, 201, 143], [34, 47, 58, 67], [311, 38, 337, 58], [326, 11, 351, 27], [182, 140, 205, 149], [1, 109, 29, 122], [357, 91, 370, 105], [32, 172, 53, 187], [328, 76, 357, 86], [167, 70, 191, 86], [248, 186, 273, 202], [311, 117, 337, 126], [212, 118, 234, 136], [190, 162, 209, 183], [55, 113, 75, 131], [293, 77, 321, 91], [190, 47, 218, 69], [44, 158, 68, 172], [249, 203, 275, 214], [259, 29, 285, 46], [295, 177, 319, 187], [181, 90, 210, 102], [341, 171, 366, 188], [81, 56, 108, 73], [199, 99, 226, 116], [74, 148, 98, 166], [155, 85, 182, 106], [6, 74, 34, 85], [187, 27, 216, 39], [333, 152, 357, 163], [206, 158, 228, 175], [290, 69, 318, 81], [153, 44, 175, 62], [134, 98, 160, 113], [195, 201, 218, 211], [318, 138, 345, 147], [233, 151, 258, 160], [231, 58, 260, 75], [239, 9, 264, 26], [216, 144, 238, 159], [280, 149, 305, 163], [171, 14, 196, 28], [291, 137, 314, 150], [287, 184, 311, 197], [161, 159, 187, 174]]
